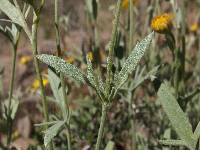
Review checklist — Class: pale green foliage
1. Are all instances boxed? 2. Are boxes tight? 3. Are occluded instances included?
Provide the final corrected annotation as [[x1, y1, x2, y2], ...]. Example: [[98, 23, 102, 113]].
[[158, 82, 196, 150], [0, 0, 31, 38], [37, 54, 85, 83], [48, 68, 68, 118], [114, 32, 154, 92], [0, 0, 25, 27], [44, 121, 65, 147]]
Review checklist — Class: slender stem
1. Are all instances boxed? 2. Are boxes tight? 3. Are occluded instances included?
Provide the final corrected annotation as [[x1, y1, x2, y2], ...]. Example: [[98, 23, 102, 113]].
[[31, 14, 53, 150], [95, 104, 108, 150], [128, 1, 136, 149], [105, 0, 122, 96], [54, 0, 71, 149], [128, 91, 136, 150], [6, 45, 17, 147], [129, 0, 134, 53], [32, 13, 49, 123], [66, 124, 72, 150]]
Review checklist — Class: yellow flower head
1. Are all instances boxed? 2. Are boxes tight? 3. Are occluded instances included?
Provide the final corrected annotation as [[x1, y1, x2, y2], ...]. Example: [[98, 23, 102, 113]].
[[190, 23, 198, 33], [19, 56, 32, 65], [122, 0, 138, 10], [87, 51, 94, 62], [65, 56, 75, 64], [151, 13, 173, 33], [32, 79, 48, 91]]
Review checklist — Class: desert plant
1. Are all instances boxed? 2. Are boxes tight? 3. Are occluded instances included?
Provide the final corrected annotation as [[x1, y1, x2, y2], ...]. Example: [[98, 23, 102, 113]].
[[36, 0, 154, 149]]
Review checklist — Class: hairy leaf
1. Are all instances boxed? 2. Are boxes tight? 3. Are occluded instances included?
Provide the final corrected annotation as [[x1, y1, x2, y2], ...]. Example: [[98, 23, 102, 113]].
[[114, 32, 154, 91], [158, 82, 196, 149], [37, 54, 85, 83]]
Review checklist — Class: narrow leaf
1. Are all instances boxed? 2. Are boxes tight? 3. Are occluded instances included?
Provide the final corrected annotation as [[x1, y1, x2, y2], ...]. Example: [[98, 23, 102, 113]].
[[114, 32, 154, 90], [158, 82, 196, 149], [37, 54, 85, 83], [44, 121, 65, 147]]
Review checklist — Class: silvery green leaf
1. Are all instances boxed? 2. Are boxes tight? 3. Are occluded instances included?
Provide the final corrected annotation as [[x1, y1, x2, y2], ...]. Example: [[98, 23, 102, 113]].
[[37, 54, 85, 83], [44, 120, 65, 147], [105, 141, 115, 150], [48, 68, 67, 117], [114, 32, 154, 91], [0, 0, 30, 38], [159, 139, 187, 147], [158, 82, 196, 150]]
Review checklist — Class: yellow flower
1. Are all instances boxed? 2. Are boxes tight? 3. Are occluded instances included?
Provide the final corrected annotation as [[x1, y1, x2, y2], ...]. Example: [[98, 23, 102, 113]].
[[19, 55, 32, 65], [32, 79, 48, 91], [65, 56, 75, 64], [190, 23, 198, 33], [151, 13, 173, 33], [87, 51, 94, 62], [122, 0, 138, 10]]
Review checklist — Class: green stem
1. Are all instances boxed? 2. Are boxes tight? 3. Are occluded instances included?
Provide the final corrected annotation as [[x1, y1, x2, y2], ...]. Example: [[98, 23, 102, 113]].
[[95, 104, 108, 150], [128, 0, 134, 53], [105, 0, 122, 97], [7, 45, 17, 147], [66, 124, 72, 150], [128, 91, 136, 150], [31, 14, 53, 150], [54, 0, 71, 149], [31, 13, 49, 124], [129, 1, 136, 149]]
